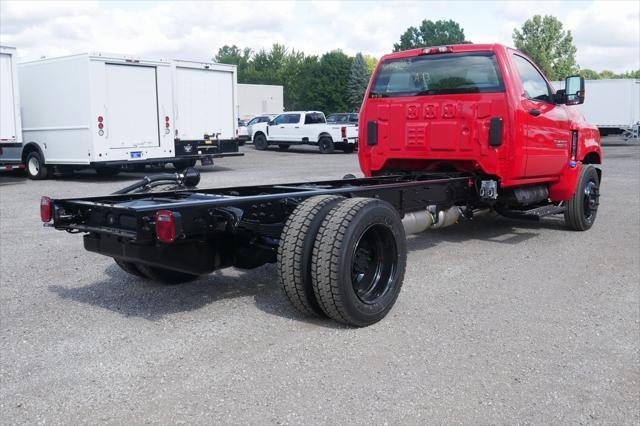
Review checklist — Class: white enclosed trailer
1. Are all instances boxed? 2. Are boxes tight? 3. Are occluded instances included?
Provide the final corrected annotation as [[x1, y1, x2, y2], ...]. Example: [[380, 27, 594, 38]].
[[171, 60, 241, 166], [552, 79, 640, 133], [18, 53, 176, 179], [0, 46, 24, 171]]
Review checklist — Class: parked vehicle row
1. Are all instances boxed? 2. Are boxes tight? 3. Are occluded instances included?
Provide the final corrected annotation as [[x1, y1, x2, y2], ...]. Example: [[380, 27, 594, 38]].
[[251, 111, 359, 153], [0, 48, 243, 179]]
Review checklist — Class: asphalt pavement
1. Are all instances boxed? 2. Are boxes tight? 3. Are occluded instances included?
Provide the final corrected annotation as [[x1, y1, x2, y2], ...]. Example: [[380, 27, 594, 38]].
[[1, 139, 638, 425]]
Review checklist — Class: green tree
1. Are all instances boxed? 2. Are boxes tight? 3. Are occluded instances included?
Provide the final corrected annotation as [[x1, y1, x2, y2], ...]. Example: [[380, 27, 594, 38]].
[[513, 15, 578, 80], [347, 53, 371, 111], [393, 19, 467, 52], [578, 68, 600, 79], [214, 45, 252, 80]]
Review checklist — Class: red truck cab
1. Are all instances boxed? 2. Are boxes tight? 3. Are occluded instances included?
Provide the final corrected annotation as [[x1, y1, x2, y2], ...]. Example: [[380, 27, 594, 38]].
[[359, 43, 601, 204]]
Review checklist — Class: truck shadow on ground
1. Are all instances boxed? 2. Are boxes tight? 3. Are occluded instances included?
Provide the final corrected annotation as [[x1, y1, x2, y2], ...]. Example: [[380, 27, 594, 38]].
[[404, 213, 566, 251], [256, 147, 355, 155], [48, 214, 566, 327], [47, 262, 347, 328]]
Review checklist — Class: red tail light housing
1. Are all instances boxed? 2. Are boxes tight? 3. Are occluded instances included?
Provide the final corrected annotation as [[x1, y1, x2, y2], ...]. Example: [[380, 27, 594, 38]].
[[341, 126, 346, 138], [41, 196, 52, 222], [155, 210, 181, 243]]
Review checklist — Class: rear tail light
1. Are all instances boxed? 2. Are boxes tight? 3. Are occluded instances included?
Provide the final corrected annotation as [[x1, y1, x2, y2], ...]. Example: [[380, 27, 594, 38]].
[[571, 131, 578, 161], [41, 196, 52, 222], [155, 210, 181, 243], [97, 116, 105, 135], [341, 126, 346, 138], [424, 46, 452, 55]]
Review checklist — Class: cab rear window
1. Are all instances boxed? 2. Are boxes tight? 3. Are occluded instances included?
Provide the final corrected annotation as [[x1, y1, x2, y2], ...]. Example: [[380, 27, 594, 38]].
[[370, 52, 504, 98]]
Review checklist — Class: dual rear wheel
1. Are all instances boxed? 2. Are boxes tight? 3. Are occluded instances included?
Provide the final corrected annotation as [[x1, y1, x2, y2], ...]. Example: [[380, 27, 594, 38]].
[[277, 195, 407, 327]]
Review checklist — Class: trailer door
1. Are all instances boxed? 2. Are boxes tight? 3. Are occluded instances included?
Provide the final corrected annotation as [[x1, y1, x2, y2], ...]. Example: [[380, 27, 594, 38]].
[[0, 53, 17, 141], [175, 67, 234, 140], [105, 64, 160, 148]]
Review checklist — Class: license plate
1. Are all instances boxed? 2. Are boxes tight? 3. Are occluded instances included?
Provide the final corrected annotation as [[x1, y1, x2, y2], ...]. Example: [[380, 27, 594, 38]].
[[130, 151, 142, 159], [201, 157, 213, 166]]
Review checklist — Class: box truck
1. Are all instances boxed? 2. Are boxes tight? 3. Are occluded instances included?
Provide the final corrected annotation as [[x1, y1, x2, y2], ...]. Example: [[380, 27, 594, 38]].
[[553, 79, 640, 136], [171, 60, 242, 168], [0, 46, 24, 171], [15, 53, 177, 179]]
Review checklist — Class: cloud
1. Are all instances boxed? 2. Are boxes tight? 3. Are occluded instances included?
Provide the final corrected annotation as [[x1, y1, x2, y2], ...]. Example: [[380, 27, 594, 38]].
[[0, 0, 638, 72]]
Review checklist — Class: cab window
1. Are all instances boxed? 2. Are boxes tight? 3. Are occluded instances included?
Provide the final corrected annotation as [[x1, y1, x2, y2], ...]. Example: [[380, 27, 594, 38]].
[[273, 115, 286, 125], [512, 54, 552, 103], [305, 112, 326, 124], [285, 114, 301, 124]]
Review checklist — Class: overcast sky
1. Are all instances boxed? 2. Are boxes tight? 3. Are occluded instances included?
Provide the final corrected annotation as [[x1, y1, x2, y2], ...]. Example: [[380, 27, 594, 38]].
[[1, 0, 638, 73]]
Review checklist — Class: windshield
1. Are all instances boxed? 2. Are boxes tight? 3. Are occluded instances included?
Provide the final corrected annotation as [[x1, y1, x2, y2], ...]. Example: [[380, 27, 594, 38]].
[[370, 52, 504, 98]]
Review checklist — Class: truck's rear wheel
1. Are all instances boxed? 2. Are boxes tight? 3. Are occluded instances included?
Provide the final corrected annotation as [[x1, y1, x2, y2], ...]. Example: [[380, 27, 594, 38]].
[[277, 195, 345, 317], [565, 165, 600, 231], [136, 264, 199, 285], [318, 137, 334, 154], [25, 151, 50, 180], [113, 258, 149, 279], [254, 134, 268, 150], [311, 198, 407, 326]]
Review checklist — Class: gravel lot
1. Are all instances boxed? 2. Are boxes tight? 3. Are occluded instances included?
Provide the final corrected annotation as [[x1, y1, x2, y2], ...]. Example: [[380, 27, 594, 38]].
[[1, 139, 638, 425]]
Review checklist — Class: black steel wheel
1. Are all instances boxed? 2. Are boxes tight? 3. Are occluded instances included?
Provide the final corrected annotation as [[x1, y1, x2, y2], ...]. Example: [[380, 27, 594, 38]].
[[254, 134, 268, 150], [113, 258, 149, 279], [25, 151, 50, 180], [318, 137, 334, 154], [311, 198, 407, 327], [277, 195, 345, 317], [136, 264, 199, 285], [565, 165, 600, 231]]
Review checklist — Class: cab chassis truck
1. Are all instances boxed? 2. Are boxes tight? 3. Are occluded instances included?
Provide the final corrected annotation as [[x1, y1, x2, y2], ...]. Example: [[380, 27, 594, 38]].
[[42, 44, 602, 327]]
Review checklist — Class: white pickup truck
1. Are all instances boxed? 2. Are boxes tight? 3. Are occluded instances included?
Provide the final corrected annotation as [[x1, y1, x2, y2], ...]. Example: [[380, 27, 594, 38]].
[[250, 111, 358, 153]]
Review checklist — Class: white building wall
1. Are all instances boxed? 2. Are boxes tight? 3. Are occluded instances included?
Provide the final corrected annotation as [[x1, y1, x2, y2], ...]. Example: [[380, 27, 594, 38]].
[[237, 83, 284, 120]]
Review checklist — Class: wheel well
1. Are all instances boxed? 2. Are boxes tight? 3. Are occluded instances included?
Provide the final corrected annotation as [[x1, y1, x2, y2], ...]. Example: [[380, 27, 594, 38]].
[[253, 131, 265, 140], [582, 152, 600, 165], [318, 132, 332, 141], [21, 143, 43, 163]]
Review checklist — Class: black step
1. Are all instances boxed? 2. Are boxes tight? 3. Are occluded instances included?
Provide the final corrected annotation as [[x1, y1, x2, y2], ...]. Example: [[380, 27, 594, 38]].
[[498, 204, 566, 221]]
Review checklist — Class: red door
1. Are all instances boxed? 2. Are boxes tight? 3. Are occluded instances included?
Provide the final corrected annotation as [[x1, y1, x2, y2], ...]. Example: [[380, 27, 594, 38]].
[[512, 54, 570, 178]]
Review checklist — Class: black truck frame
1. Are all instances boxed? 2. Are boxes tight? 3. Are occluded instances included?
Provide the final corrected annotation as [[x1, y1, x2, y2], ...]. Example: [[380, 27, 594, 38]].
[[44, 167, 598, 326]]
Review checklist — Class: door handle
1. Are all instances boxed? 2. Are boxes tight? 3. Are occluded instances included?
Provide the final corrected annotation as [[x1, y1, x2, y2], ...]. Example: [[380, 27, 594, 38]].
[[279, 126, 285, 128], [529, 109, 541, 117], [294, 126, 299, 129]]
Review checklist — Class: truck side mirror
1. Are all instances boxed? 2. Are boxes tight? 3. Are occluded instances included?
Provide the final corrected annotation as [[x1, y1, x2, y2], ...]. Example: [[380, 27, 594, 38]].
[[564, 75, 585, 105], [268, 120, 274, 126]]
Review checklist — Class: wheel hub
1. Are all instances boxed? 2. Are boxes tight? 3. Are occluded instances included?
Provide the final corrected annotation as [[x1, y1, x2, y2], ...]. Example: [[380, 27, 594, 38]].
[[583, 180, 599, 219], [350, 224, 398, 304]]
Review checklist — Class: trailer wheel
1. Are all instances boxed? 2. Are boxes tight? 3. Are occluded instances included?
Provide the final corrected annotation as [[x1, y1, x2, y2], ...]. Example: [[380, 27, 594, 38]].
[[254, 134, 268, 150], [565, 165, 600, 231], [318, 137, 334, 154], [25, 151, 50, 180], [95, 166, 120, 177], [277, 195, 345, 317], [135, 264, 199, 285], [311, 198, 406, 326], [278, 144, 290, 150], [113, 258, 148, 279]]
